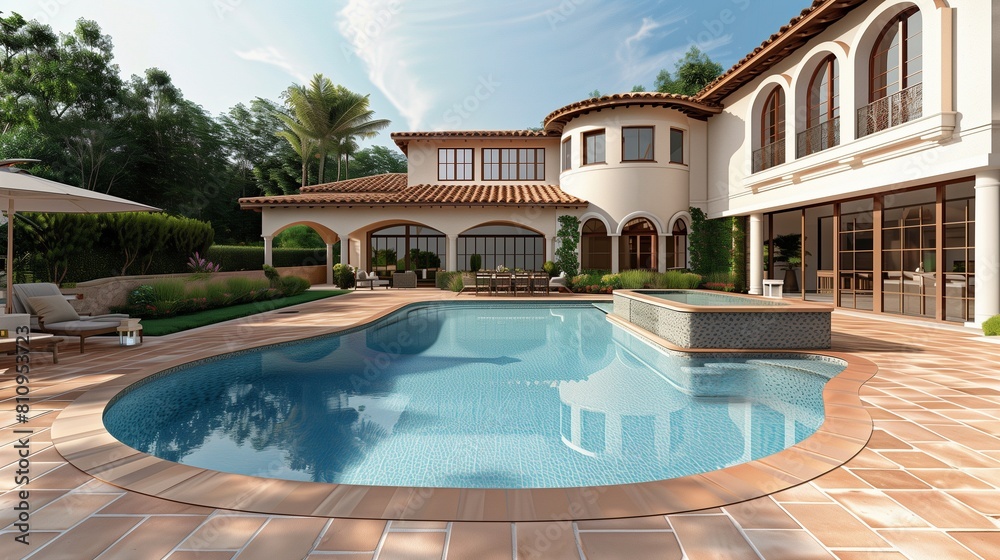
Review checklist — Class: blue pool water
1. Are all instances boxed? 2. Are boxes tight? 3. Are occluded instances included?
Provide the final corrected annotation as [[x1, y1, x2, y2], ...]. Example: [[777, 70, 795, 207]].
[[640, 290, 788, 306], [104, 303, 844, 489]]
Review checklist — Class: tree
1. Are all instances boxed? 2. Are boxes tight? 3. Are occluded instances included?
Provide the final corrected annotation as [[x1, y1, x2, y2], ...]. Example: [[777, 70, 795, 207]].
[[587, 89, 602, 98], [276, 75, 389, 186], [630, 84, 646, 92], [654, 46, 724, 96], [347, 145, 407, 179]]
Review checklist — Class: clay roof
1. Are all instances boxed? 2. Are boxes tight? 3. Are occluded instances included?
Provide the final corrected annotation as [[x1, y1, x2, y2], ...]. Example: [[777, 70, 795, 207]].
[[391, 130, 557, 154], [300, 173, 407, 193], [695, 0, 868, 103], [239, 174, 587, 208], [543, 92, 722, 132]]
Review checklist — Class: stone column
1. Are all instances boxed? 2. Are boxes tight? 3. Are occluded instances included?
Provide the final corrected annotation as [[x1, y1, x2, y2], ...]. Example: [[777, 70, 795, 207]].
[[975, 171, 1000, 325], [610, 235, 621, 273], [262, 235, 273, 267], [325, 243, 334, 285], [339, 237, 350, 268], [749, 213, 764, 295], [446, 234, 458, 272], [657, 234, 669, 272]]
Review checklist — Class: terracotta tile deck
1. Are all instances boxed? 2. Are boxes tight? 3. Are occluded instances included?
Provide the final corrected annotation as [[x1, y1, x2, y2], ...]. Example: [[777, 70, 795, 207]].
[[2, 288, 1000, 559]]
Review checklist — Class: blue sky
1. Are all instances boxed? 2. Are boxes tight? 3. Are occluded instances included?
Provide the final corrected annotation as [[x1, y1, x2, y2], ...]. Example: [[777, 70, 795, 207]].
[[9, 0, 808, 148]]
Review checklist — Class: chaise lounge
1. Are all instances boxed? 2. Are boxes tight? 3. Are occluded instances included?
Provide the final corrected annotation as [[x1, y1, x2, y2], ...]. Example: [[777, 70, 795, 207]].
[[12, 283, 136, 353]]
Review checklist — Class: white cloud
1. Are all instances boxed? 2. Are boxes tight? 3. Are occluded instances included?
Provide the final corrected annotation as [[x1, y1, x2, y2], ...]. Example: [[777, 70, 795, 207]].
[[338, 0, 435, 130], [625, 17, 664, 50], [234, 46, 310, 84]]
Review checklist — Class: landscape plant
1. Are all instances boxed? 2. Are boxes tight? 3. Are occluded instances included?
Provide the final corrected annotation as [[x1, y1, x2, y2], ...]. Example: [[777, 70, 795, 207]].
[[984, 315, 1000, 336], [555, 215, 581, 277]]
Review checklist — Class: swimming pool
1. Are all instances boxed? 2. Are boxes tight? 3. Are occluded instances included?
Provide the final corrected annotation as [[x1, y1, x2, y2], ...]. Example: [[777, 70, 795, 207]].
[[641, 290, 788, 306], [103, 302, 845, 489]]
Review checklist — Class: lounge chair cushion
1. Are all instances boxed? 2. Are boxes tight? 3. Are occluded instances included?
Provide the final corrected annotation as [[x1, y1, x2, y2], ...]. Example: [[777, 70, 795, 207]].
[[28, 295, 81, 324], [40, 320, 119, 335]]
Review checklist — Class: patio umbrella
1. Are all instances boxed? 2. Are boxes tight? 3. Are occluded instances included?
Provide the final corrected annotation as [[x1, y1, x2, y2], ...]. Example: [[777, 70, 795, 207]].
[[0, 159, 160, 312]]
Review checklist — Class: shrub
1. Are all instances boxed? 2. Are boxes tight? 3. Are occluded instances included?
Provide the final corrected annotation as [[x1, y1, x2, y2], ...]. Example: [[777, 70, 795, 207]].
[[332, 263, 355, 289], [436, 271, 460, 290], [655, 270, 702, 289], [700, 271, 737, 292], [150, 279, 187, 302], [127, 285, 156, 307], [448, 274, 464, 292], [542, 260, 559, 277], [205, 281, 232, 305], [555, 215, 581, 277], [600, 273, 623, 289], [984, 315, 1000, 336], [262, 264, 281, 287], [279, 275, 311, 297], [225, 276, 270, 303], [617, 269, 656, 289], [469, 253, 482, 272]]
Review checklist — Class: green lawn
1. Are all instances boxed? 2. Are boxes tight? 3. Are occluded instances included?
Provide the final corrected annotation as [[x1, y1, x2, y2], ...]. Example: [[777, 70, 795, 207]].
[[139, 290, 349, 336]]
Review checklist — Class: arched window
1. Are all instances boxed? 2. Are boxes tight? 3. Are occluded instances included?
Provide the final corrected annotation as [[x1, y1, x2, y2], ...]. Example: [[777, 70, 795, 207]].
[[670, 221, 687, 269], [860, 8, 922, 136], [799, 56, 840, 156], [753, 87, 785, 172]]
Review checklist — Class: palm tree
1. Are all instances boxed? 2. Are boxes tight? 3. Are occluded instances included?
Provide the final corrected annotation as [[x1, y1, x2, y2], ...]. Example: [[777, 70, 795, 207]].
[[275, 75, 390, 186]]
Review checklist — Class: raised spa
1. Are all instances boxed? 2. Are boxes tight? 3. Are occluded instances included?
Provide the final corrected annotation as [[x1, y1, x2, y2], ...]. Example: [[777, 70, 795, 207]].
[[612, 289, 833, 349], [103, 302, 844, 489]]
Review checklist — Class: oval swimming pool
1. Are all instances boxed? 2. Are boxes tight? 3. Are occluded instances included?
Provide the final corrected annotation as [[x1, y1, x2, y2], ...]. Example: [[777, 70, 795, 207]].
[[103, 302, 844, 489]]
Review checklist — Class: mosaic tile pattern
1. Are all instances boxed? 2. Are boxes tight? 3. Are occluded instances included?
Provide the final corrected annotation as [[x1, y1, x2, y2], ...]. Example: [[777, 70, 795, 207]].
[[3, 288, 1000, 559], [614, 292, 832, 349]]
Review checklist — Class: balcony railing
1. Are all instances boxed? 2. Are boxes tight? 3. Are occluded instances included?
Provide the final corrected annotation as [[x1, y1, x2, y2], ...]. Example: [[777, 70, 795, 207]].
[[796, 116, 840, 158], [857, 82, 923, 138], [752, 139, 785, 173]]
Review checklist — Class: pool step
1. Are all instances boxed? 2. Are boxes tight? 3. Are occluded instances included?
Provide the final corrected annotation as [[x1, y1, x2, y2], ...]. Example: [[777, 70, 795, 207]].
[[592, 302, 614, 314]]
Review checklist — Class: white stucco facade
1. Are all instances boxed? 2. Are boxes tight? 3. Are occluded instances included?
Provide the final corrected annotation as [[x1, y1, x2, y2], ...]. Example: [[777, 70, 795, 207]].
[[241, 0, 998, 325]]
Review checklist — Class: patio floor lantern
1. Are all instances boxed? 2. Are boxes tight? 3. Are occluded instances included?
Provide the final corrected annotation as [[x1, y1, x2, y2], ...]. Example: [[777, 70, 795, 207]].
[[117, 319, 142, 347]]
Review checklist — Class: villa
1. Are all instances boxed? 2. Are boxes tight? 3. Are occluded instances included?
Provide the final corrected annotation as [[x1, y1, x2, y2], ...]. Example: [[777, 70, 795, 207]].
[[241, 0, 998, 328]]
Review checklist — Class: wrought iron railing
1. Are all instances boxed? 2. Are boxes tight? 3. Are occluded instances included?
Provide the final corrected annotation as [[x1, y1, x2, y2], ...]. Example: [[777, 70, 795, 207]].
[[857, 82, 922, 138], [752, 140, 785, 173], [796, 116, 840, 158]]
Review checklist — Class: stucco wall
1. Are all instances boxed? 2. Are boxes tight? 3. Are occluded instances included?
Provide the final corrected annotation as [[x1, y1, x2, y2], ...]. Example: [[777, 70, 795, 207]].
[[405, 137, 561, 186]]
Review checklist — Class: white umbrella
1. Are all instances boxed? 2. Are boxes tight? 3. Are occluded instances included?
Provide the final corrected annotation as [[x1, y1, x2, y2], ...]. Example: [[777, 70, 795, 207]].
[[0, 159, 160, 312]]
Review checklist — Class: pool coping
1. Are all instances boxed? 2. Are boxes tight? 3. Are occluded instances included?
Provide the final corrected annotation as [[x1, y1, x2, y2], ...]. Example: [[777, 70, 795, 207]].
[[51, 298, 877, 522], [615, 288, 835, 313]]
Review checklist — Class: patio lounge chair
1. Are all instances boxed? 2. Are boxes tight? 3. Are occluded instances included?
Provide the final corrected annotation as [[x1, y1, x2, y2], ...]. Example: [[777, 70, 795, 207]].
[[549, 271, 569, 293], [356, 271, 390, 290], [12, 283, 134, 353]]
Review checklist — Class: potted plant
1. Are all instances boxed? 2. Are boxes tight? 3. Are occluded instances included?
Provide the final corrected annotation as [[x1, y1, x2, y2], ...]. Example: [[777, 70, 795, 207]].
[[772, 233, 803, 292]]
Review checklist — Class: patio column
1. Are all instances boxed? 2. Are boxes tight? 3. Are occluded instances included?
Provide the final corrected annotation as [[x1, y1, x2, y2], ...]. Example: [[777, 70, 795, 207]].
[[975, 171, 1000, 325], [325, 243, 334, 285], [340, 237, 350, 268], [657, 234, 668, 272], [749, 213, 764, 295], [610, 235, 621, 273], [262, 235, 273, 267], [446, 234, 457, 272]]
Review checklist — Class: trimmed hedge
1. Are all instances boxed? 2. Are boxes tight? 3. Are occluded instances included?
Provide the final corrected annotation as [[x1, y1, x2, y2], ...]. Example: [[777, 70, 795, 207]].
[[206, 246, 327, 270], [984, 315, 1000, 336]]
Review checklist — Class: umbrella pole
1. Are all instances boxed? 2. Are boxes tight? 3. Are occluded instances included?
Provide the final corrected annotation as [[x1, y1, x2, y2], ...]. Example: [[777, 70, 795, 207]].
[[6, 200, 12, 314]]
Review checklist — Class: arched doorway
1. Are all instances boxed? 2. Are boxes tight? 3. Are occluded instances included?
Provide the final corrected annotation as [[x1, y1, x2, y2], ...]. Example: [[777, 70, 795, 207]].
[[369, 224, 445, 275], [581, 219, 611, 271], [619, 218, 658, 270], [458, 224, 544, 271]]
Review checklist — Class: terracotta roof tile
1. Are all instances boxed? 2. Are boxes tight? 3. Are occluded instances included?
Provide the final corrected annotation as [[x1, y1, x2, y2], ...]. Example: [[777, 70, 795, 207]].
[[695, 0, 867, 103], [239, 174, 587, 208], [543, 92, 722, 131], [300, 173, 407, 193]]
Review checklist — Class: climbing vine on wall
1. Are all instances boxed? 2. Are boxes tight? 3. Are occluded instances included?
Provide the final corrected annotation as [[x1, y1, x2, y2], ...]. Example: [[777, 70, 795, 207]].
[[555, 215, 581, 277], [689, 206, 741, 279]]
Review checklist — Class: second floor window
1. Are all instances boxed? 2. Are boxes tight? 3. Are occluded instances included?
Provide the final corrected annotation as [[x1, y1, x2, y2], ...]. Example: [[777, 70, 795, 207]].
[[669, 128, 684, 164], [622, 126, 654, 161], [438, 148, 473, 181], [870, 7, 922, 102], [583, 130, 606, 165], [483, 148, 545, 181], [562, 137, 571, 171]]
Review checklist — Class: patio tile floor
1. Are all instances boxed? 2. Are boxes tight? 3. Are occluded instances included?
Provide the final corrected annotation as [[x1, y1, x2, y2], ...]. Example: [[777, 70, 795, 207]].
[[2, 288, 1000, 559]]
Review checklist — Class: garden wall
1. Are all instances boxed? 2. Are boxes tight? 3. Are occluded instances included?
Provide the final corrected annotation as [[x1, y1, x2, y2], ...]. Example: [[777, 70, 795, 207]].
[[65, 266, 325, 315]]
